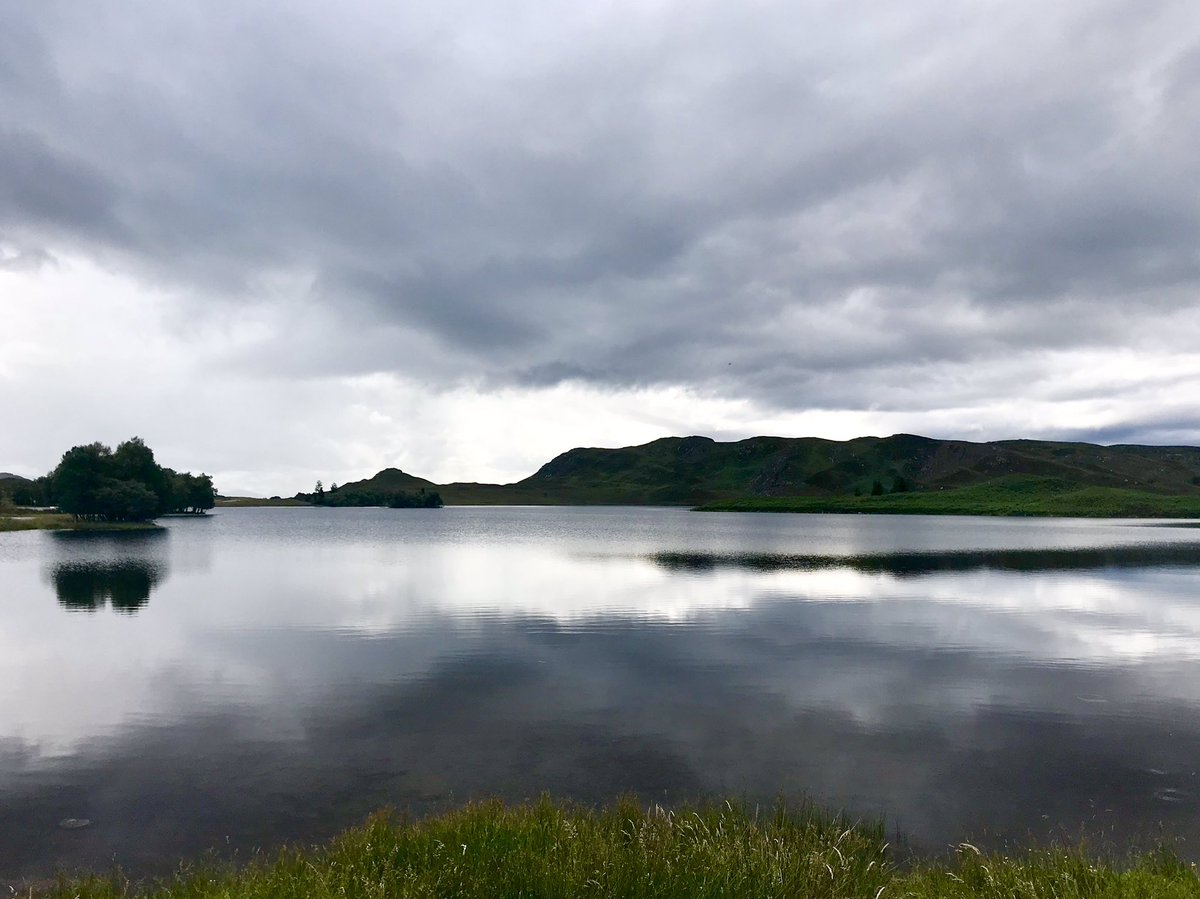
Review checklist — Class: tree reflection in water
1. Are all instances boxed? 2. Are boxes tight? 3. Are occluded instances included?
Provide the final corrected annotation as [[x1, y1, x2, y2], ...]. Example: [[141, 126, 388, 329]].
[[44, 530, 170, 614], [51, 560, 164, 612]]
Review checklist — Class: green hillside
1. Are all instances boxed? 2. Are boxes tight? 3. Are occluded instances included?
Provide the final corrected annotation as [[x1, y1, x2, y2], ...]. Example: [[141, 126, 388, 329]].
[[514, 434, 1200, 503], [324, 434, 1200, 514], [697, 476, 1200, 517]]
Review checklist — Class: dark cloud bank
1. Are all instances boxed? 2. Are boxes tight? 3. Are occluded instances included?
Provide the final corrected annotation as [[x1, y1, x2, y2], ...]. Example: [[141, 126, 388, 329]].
[[3, 0, 1199, 434]]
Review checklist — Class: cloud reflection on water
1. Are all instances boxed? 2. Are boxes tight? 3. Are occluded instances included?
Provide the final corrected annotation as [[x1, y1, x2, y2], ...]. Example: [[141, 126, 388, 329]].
[[4, 508, 1200, 879]]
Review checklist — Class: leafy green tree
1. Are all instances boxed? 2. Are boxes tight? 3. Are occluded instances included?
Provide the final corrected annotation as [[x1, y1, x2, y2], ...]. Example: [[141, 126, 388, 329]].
[[184, 473, 216, 513], [53, 443, 113, 518], [163, 471, 214, 513], [870, 480, 884, 496], [112, 437, 158, 485], [94, 478, 158, 521]]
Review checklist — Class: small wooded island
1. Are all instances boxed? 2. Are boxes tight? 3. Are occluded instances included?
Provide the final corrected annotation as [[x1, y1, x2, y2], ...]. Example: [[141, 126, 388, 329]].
[[0, 437, 214, 531], [295, 478, 444, 508]]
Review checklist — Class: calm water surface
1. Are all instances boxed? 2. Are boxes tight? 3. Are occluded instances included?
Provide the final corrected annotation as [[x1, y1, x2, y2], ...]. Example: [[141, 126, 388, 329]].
[[4, 506, 1200, 878]]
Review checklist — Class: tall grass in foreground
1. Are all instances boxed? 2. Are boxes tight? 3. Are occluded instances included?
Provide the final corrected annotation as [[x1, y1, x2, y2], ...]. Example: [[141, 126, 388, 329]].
[[40, 798, 1200, 898]]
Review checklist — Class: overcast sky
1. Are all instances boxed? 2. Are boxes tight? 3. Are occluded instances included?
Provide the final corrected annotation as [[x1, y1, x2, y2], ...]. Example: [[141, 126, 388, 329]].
[[3, 0, 1200, 495]]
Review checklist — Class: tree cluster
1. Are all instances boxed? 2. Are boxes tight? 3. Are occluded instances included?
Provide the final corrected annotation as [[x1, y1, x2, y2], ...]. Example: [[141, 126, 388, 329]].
[[387, 490, 444, 508], [3, 476, 51, 507], [49, 437, 215, 522], [296, 481, 443, 509], [866, 475, 911, 496]]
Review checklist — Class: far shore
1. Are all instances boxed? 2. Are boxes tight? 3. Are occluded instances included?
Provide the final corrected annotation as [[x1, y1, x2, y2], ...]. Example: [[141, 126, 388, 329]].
[[215, 496, 310, 507], [696, 481, 1200, 518], [19, 483, 1200, 522]]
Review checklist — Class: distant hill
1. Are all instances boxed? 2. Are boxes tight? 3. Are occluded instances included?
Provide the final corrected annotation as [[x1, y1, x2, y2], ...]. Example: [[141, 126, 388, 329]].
[[303, 468, 444, 508], [0, 472, 30, 482], [335, 435, 1200, 508], [334, 468, 438, 494]]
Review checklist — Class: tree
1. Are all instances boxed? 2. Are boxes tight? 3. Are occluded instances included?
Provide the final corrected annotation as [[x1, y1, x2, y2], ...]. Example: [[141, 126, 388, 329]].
[[112, 437, 158, 485], [94, 478, 158, 522], [53, 443, 113, 518], [184, 473, 215, 513], [870, 480, 884, 496], [164, 471, 216, 513]]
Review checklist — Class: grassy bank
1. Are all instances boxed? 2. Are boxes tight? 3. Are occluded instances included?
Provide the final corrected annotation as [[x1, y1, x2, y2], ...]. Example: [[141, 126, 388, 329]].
[[30, 798, 1200, 898], [697, 477, 1200, 518], [0, 510, 161, 532]]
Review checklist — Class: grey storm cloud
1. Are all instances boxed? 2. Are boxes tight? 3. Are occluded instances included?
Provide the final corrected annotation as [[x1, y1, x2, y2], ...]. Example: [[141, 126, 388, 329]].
[[3, 0, 1200, 416]]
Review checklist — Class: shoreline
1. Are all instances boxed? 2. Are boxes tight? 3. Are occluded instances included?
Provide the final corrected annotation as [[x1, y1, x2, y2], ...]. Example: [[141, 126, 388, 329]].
[[0, 511, 164, 533], [696, 482, 1200, 518], [8, 797, 1198, 898]]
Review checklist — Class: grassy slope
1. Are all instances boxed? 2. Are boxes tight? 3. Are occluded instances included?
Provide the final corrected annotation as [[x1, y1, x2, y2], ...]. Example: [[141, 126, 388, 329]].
[[38, 799, 1200, 899], [697, 477, 1200, 517]]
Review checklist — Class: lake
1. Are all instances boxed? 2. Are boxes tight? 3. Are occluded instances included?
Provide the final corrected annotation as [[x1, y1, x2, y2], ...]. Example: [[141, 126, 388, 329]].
[[4, 506, 1200, 879]]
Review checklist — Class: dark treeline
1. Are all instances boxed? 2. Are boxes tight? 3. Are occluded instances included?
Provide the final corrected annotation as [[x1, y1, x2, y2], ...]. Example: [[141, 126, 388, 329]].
[[297, 481, 443, 509], [8, 437, 216, 522], [2, 477, 46, 507]]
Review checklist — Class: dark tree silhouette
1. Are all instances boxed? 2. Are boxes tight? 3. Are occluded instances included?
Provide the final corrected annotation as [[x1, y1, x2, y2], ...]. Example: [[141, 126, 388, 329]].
[[49, 438, 215, 521]]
